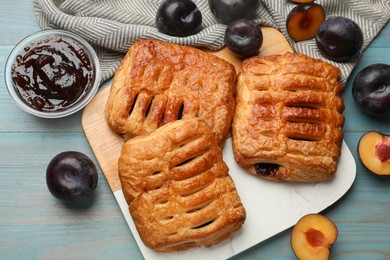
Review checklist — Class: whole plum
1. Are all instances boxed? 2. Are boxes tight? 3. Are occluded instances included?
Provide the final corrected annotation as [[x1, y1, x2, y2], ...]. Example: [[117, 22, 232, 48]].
[[316, 16, 363, 62], [352, 63, 390, 116], [224, 19, 263, 58], [46, 151, 98, 203], [156, 0, 202, 37], [208, 0, 260, 25]]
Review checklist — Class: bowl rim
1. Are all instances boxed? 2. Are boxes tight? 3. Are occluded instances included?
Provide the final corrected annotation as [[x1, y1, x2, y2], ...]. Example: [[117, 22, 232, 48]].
[[4, 29, 101, 118]]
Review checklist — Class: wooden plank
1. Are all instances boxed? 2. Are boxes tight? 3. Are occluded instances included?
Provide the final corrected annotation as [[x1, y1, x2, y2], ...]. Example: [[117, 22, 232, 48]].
[[82, 86, 123, 192], [0, 132, 142, 259], [1, 0, 390, 259], [0, 131, 387, 259], [0, 2, 40, 45]]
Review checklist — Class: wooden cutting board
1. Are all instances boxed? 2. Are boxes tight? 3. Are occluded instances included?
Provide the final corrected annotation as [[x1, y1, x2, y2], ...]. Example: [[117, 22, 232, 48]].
[[82, 26, 293, 194], [81, 27, 356, 260]]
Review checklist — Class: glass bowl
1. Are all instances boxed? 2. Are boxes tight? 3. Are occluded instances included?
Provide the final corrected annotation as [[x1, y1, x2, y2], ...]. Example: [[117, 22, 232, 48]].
[[4, 29, 101, 118]]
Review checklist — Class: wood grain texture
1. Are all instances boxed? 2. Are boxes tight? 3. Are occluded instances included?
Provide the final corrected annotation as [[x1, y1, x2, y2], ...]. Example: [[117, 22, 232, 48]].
[[82, 87, 123, 192], [1, 1, 390, 259]]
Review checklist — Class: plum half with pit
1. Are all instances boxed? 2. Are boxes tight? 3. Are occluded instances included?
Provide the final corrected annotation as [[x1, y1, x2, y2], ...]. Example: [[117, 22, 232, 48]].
[[358, 131, 390, 175], [291, 214, 338, 260], [286, 3, 326, 42], [208, 0, 260, 25], [316, 16, 363, 62], [224, 19, 263, 58], [352, 63, 390, 116], [156, 0, 202, 37], [46, 151, 98, 203]]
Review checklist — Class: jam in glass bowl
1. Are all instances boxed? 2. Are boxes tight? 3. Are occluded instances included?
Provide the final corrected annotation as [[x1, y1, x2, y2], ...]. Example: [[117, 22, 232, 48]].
[[4, 30, 101, 118]]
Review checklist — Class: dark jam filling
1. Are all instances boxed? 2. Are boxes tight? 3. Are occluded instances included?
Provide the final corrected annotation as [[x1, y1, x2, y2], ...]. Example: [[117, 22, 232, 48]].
[[254, 163, 280, 177], [11, 36, 94, 112]]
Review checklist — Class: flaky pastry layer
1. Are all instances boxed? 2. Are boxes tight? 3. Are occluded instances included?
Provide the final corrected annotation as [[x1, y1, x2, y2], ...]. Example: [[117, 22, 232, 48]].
[[118, 118, 246, 252], [105, 40, 236, 146], [232, 52, 344, 182]]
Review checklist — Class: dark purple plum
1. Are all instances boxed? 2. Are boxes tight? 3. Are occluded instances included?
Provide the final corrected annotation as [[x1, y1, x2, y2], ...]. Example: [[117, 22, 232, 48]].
[[316, 16, 363, 62], [225, 19, 263, 58], [352, 63, 390, 116], [208, 0, 260, 25], [156, 0, 202, 37], [46, 151, 98, 203]]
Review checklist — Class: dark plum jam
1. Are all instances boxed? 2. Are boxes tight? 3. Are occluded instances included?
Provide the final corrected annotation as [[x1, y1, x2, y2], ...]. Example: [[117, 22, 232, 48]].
[[11, 35, 95, 112], [254, 163, 280, 177]]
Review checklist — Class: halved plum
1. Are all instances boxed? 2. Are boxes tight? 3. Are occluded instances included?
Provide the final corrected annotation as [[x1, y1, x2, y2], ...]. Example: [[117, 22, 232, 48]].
[[358, 131, 390, 175], [286, 3, 326, 42], [291, 214, 338, 260]]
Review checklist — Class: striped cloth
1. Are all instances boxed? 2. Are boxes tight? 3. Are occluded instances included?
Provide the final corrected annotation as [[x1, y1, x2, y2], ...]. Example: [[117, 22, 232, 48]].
[[33, 0, 390, 85]]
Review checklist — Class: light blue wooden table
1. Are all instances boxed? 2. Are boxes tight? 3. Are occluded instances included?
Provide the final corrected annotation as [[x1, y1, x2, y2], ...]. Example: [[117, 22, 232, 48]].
[[1, 1, 390, 259]]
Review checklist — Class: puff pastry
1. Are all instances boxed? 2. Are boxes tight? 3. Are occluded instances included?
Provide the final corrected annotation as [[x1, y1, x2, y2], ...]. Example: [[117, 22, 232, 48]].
[[118, 118, 246, 252], [105, 40, 236, 146], [232, 52, 344, 182]]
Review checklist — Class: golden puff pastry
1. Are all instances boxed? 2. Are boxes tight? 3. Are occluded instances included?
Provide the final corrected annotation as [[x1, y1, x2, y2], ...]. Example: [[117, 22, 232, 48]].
[[118, 118, 246, 253], [232, 52, 344, 182], [105, 39, 236, 147]]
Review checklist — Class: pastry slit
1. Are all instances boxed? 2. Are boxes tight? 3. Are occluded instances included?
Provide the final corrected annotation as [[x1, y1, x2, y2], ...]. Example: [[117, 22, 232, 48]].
[[157, 199, 168, 205], [145, 96, 154, 118], [195, 108, 200, 117], [128, 92, 139, 116], [285, 103, 321, 110], [287, 135, 322, 142], [152, 170, 162, 176], [254, 163, 280, 177], [160, 215, 174, 221], [191, 219, 217, 230], [180, 182, 212, 198], [155, 69, 161, 83], [186, 200, 213, 214], [166, 231, 178, 236], [177, 101, 184, 120], [175, 154, 199, 167]]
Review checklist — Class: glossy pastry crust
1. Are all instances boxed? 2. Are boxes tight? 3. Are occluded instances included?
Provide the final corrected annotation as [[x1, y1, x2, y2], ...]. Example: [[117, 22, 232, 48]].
[[232, 52, 344, 182], [105, 40, 236, 146], [118, 118, 246, 252]]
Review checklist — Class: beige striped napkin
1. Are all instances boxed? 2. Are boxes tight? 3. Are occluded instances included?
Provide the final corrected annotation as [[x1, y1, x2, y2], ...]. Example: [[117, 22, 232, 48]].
[[33, 0, 390, 84]]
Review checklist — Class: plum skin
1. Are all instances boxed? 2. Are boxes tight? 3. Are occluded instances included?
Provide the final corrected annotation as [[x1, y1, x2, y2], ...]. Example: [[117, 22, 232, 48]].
[[155, 0, 202, 37], [46, 151, 98, 203], [357, 131, 390, 175], [224, 19, 263, 58], [352, 64, 390, 116], [208, 0, 260, 25], [286, 3, 326, 42], [316, 16, 363, 62]]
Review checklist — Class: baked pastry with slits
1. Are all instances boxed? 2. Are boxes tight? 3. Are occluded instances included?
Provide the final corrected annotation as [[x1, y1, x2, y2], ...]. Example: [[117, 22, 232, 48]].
[[118, 118, 246, 252], [232, 52, 344, 182], [105, 39, 236, 146]]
